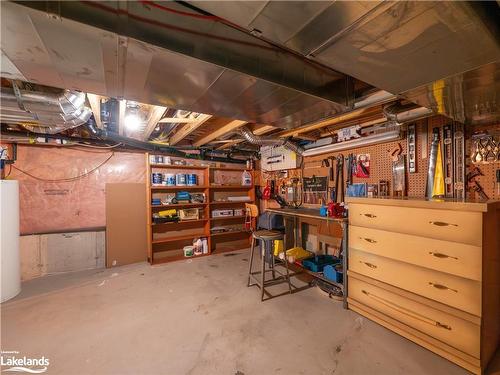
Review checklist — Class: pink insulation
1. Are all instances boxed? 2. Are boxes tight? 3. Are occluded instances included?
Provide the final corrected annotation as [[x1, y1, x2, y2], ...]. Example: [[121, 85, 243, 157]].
[[8, 145, 146, 234]]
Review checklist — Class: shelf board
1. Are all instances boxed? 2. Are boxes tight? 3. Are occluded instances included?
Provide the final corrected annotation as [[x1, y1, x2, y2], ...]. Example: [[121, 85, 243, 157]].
[[151, 203, 207, 209], [210, 230, 249, 237], [210, 167, 249, 172], [150, 164, 208, 170], [210, 200, 253, 205], [152, 219, 207, 226], [209, 185, 252, 189], [152, 253, 210, 265], [151, 186, 208, 190], [210, 216, 245, 221], [152, 234, 208, 244]]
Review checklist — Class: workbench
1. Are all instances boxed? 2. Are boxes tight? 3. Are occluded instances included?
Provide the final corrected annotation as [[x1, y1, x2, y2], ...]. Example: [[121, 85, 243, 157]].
[[266, 207, 348, 308]]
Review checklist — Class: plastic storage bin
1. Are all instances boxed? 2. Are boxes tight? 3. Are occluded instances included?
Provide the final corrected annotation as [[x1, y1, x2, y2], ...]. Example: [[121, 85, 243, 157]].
[[302, 255, 340, 273]]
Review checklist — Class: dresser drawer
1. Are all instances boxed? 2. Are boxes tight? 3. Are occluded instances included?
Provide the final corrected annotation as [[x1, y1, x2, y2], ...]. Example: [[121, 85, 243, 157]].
[[349, 204, 482, 246], [349, 226, 482, 281], [348, 275, 480, 358], [349, 249, 482, 316]]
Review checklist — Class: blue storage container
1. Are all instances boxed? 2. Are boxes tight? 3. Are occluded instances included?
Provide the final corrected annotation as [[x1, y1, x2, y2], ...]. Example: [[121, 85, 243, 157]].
[[302, 255, 340, 273], [324, 263, 343, 283]]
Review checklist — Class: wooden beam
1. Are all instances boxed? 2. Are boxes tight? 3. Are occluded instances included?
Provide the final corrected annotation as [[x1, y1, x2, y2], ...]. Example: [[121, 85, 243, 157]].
[[290, 133, 318, 141], [169, 114, 212, 145], [158, 117, 198, 124], [193, 119, 247, 147], [277, 106, 381, 138], [86, 94, 103, 129], [142, 106, 167, 141]]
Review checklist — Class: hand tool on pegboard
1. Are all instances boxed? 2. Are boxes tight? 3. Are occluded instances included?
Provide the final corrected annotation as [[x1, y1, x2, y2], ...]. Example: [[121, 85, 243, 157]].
[[453, 122, 465, 199], [443, 124, 454, 198], [426, 128, 442, 199], [407, 123, 417, 173], [466, 166, 489, 200]]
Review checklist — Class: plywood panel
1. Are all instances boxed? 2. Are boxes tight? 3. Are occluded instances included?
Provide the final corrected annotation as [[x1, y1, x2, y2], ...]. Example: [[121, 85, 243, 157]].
[[105, 183, 147, 267]]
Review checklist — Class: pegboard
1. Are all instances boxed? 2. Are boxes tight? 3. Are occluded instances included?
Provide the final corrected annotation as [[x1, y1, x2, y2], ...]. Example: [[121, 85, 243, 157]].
[[265, 115, 500, 202]]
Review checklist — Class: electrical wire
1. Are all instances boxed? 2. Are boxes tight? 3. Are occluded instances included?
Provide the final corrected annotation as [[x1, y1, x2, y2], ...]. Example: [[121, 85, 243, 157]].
[[11, 152, 115, 183]]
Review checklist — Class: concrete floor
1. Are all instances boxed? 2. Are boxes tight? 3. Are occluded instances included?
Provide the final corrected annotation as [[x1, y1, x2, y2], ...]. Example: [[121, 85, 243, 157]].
[[0, 249, 488, 375]]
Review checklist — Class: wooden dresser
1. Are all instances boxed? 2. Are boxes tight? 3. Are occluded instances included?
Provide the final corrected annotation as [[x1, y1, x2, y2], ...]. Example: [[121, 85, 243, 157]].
[[346, 198, 499, 374]]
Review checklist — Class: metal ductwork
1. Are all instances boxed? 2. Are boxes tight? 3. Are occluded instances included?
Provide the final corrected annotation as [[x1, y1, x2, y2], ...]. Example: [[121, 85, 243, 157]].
[[2, 1, 359, 130], [382, 103, 434, 125], [190, 1, 500, 125], [0, 86, 92, 134], [239, 126, 304, 155]]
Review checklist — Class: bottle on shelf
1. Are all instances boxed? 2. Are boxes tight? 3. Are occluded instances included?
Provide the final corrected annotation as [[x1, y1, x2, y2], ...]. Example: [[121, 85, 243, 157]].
[[242, 170, 252, 186]]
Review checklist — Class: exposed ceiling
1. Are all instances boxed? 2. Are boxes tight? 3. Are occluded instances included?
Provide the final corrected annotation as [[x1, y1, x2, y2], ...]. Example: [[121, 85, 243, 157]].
[[1, 1, 499, 153], [191, 1, 500, 125], [1, 1, 360, 130]]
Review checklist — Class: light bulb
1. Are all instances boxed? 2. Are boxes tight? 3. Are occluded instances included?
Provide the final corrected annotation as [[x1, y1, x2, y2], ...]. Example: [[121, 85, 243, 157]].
[[124, 114, 141, 130]]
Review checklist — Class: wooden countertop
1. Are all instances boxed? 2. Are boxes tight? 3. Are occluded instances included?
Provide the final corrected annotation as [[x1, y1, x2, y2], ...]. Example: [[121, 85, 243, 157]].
[[345, 197, 499, 213], [266, 207, 347, 222]]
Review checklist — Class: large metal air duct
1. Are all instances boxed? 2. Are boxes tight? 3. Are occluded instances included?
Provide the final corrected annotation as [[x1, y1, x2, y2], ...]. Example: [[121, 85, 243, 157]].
[[0, 87, 92, 134], [238, 126, 304, 155]]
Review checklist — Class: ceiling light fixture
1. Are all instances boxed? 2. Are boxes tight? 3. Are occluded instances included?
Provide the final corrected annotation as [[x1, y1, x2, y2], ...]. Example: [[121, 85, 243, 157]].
[[124, 114, 141, 131]]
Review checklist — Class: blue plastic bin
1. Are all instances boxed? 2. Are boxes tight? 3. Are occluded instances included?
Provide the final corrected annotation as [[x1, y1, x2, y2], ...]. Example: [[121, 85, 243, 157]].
[[302, 255, 340, 273], [324, 263, 343, 283]]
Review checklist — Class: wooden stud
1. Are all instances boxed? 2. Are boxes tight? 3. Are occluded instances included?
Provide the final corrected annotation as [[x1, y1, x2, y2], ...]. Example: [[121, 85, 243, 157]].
[[169, 114, 212, 145]]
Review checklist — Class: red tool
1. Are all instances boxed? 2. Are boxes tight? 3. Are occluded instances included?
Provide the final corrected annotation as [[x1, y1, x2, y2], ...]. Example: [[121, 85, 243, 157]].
[[327, 202, 345, 218], [262, 181, 271, 200]]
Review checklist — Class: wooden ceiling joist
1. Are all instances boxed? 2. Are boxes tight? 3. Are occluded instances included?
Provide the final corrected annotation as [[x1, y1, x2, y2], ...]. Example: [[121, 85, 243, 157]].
[[276, 106, 383, 138], [86, 94, 103, 129], [193, 119, 247, 147], [158, 117, 198, 124], [169, 114, 212, 145], [142, 106, 168, 141]]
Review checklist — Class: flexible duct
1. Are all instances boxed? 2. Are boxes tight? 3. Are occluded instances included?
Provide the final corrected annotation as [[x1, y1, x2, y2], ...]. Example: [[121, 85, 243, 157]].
[[0, 87, 92, 134], [383, 102, 434, 124], [238, 126, 304, 155]]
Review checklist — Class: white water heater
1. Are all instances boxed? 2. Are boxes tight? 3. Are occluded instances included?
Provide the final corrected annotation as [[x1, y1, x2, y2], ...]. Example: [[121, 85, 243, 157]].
[[1, 180, 21, 303]]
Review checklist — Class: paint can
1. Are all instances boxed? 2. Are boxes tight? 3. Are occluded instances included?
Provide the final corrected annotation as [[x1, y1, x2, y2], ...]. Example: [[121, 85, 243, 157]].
[[187, 174, 197, 186], [151, 173, 163, 185], [176, 173, 187, 186], [183, 245, 194, 257], [165, 173, 176, 186]]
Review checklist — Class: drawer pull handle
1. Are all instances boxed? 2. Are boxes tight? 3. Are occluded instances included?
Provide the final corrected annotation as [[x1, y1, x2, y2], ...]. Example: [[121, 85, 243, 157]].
[[429, 282, 458, 293], [429, 221, 458, 227], [429, 252, 458, 260], [359, 237, 377, 243], [359, 261, 377, 269], [361, 290, 452, 331], [361, 213, 377, 218]]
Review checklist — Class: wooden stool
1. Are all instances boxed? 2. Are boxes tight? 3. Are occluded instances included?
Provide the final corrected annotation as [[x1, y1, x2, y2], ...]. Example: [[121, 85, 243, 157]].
[[247, 229, 292, 301]]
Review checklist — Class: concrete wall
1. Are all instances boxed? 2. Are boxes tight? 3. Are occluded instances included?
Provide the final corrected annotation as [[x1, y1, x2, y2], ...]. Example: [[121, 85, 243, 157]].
[[20, 231, 105, 281]]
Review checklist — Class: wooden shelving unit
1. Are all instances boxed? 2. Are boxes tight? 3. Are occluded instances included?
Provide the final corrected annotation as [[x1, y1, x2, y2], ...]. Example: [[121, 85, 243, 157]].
[[146, 153, 255, 265]]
